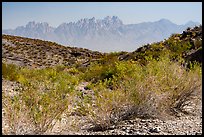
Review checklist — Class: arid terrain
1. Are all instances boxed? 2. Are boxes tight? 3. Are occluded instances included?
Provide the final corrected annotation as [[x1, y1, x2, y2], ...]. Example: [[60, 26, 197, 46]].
[[2, 26, 202, 135]]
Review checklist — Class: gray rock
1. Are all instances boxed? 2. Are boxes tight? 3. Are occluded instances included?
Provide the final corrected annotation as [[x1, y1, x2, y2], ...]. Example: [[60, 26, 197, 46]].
[[149, 127, 161, 133]]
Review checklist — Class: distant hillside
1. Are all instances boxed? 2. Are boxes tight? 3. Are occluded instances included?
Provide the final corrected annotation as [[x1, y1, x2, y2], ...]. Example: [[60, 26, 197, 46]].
[[2, 16, 200, 52], [2, 35, 104, 68]]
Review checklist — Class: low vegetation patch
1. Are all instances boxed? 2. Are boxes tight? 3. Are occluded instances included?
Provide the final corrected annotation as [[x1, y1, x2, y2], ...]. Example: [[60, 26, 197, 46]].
[[80, 55, 201, 130], [2, 52, 202, 134], [2, 64, 81, 134]]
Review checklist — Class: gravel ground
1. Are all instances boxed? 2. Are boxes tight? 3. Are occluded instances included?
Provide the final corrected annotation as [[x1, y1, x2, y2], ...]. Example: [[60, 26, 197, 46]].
[[51, 97, 202, 135], [2, 79, 202, 135], [49, 82, 202, 135]]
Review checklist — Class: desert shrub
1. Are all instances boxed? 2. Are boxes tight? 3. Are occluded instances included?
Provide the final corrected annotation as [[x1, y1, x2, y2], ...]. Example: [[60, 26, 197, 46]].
[[193, 39, 202, 49], [80, 55, 202, 130], [2, 93, 37, 135], [66, 67, 81, 75], [126, 56, 201, 116], [168, 40, 192, 54], [2, 64, 80, 134], [20, 85, 70, 134], [84, 61, 126, 87], [55, 64, 66, 72], [2, 63, 20, 81], [3, 83, 72, 134], [84, 54, 137, 83], [82, 63, 103, 82], [169, 61, 202, 114], [129, 43, 169, 65], [73, 81, 131, 131]]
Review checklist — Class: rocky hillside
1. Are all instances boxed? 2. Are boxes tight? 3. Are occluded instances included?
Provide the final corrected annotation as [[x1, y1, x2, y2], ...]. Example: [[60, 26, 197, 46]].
[[2, 35, 104, 68], [118, 25, 202, 65]]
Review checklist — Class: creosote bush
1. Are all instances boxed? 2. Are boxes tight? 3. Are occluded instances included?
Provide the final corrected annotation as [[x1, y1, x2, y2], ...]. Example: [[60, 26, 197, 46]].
[[2, 63, 20, 81], [2, 64, 80, 134], [80, 55, 201, 131]]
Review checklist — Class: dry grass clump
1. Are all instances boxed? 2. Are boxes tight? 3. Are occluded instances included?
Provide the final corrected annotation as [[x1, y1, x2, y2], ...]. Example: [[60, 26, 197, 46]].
[[2, 63, 20, 81], [2, 64, 80, 134], [81, 55, 201, 131]]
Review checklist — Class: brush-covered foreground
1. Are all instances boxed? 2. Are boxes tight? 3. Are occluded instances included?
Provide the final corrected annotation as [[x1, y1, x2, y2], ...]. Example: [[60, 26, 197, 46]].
[[2, 54, 202, 134]]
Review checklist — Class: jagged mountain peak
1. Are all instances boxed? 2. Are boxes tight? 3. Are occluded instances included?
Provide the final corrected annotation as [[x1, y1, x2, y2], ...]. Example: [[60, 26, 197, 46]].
[[76, 17, 97, 27], [26, 21, 36, 28], [102, 16, 123, 26], [74, 16, 123, 27], [103, 15, 120, 21], [25, 21, 50, 28], [2, 17, 200, 52]]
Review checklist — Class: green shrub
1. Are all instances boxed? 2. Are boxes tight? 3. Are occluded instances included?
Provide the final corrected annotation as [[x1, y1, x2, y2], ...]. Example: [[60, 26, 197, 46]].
[[80, 55, 201, 130], [2, 63, 20, 81], [2, 63, 80, 134]]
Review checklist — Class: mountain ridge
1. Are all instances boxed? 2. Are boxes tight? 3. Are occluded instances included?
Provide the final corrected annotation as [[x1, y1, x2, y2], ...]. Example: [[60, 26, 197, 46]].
[[2, 16, 200, 52]]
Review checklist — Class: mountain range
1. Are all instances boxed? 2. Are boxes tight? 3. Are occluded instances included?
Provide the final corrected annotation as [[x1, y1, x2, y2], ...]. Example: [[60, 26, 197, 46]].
[[2, 16, 200, 52]]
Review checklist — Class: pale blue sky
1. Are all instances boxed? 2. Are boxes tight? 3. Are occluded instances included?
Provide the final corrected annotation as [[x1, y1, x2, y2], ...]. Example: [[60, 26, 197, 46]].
[[2, 2, 202, 29]]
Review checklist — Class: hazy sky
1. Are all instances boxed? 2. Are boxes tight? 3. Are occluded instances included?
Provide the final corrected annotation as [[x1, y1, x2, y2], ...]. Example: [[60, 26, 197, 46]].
[[2, 2, 202, 29]]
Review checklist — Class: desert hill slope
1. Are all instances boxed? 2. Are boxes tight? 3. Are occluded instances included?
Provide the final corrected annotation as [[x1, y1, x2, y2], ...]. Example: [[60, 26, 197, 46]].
[[2, 35, 104, 68]]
